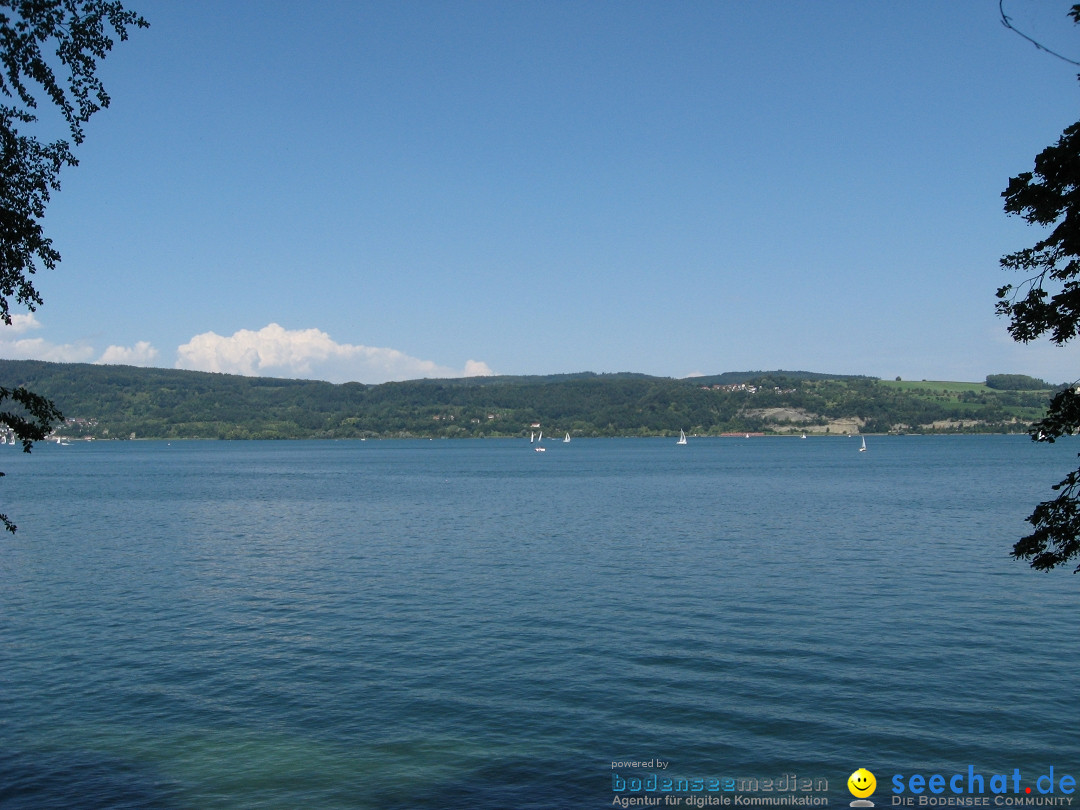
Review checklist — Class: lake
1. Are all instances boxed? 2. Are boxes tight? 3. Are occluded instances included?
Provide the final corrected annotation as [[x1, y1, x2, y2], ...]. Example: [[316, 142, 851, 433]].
[[1, 435, 1078, 809]]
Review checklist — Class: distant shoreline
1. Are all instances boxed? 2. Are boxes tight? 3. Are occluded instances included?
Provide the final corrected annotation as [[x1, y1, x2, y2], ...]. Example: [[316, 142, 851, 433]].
[[4, 359, 1050, 443]]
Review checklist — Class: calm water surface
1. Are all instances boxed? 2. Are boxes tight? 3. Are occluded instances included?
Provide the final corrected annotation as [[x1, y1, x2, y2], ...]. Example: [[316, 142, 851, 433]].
[[0, 436, 1078, 808]]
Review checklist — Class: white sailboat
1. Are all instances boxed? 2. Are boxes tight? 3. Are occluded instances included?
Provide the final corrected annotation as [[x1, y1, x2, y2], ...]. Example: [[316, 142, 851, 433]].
[[859, 436, 867, 452], [677, 429, 687, 445], [563, 432, 570, 443], [535, 431, 546, 452]]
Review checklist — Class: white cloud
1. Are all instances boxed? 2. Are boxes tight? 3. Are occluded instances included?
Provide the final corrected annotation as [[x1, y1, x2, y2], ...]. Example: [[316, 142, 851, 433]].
[[463, 359, 495, 377], [0, 316, 161, 366], [96, 341, 160, 366], [0, 316, 96, 362], [175, 323, 495, 384], [4, 313, 42, 334], [0, 337, 95, 363]]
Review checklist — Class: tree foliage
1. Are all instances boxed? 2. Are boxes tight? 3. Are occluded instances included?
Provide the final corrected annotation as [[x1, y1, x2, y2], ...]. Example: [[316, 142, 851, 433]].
[[997, 3, 1080, 571], [985, 373, 1054, 390], [0, 0, 146, 323], [0, 383, 60, 531], [997, 121, 1080, 346], [0, 1, 145, 530]]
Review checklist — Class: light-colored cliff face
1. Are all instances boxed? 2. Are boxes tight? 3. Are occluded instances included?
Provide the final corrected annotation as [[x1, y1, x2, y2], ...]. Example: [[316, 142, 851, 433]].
[[742, 407, 866, 435]]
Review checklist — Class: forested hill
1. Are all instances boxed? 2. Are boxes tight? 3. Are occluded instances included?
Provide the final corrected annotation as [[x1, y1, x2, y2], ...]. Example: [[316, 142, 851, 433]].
[[0, 360, 1057, 440]]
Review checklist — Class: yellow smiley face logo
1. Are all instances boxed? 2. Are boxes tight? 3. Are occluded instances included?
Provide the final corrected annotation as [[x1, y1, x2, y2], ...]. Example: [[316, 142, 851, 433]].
[[848, 768, 876, 798]]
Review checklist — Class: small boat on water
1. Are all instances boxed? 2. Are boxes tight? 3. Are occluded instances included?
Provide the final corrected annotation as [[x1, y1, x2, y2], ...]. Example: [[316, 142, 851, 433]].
[[563, 432, 570, 443], [859, 436, 867, 452], [535, 431, 546, 452], [677, 429, 687, 445]]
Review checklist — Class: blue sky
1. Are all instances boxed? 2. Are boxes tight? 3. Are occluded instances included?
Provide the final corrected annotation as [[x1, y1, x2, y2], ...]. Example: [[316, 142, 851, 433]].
[[3, 0, 1080, 384]]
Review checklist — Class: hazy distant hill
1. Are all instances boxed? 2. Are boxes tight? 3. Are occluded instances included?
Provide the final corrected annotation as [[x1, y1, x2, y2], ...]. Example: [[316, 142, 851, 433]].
[[408, 371, 659, 386], [0, 360, 1055, 440]]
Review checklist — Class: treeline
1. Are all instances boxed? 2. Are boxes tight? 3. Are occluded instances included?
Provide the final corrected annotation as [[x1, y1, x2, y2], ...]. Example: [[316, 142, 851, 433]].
[[0, 360, 1055, 440], [985, 373, 1055, 390]]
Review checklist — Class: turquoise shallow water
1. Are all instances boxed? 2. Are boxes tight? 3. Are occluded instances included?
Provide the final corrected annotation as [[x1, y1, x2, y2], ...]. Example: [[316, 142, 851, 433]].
[[1, 435, 1078, 808]]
